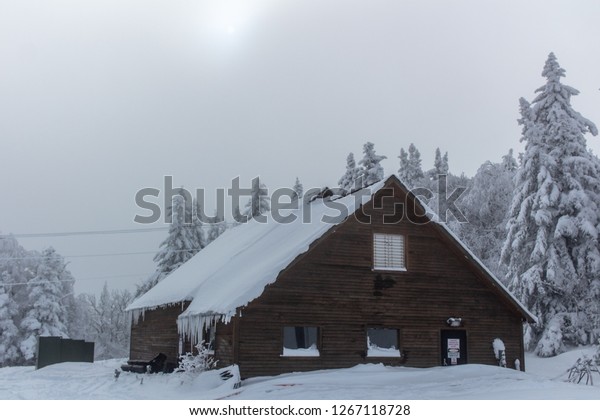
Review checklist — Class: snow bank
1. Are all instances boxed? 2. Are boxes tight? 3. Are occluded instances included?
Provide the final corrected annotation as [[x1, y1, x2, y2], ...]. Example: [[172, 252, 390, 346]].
[[2, 351, 599, 400]]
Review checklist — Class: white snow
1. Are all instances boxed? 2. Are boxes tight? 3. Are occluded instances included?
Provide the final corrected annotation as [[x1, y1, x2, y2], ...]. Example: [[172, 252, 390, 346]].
[[367, 347, 401, 357], [281, 345, 320, 357], [493, 338, 506, 359], [1, 348, 600, 400]]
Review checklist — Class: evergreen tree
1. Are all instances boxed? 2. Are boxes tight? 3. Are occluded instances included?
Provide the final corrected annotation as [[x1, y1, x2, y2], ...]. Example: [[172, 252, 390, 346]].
[[0, 234, 37, 317], [206, 210, 227, 245], [457, 160, 514, 279], [502, 148, 518, 172], [292, 177, 303, 200], [501, 53, 600, 355], [358, 142, 386, 185], [398, 147, 409, 181], [0, 271, 20, 366], [154, 194, 202, 275], [19, 247, 72, 362], [192, 198, 206, 251], [443, 152, 449, 174], [135, 192, 204, 298], [398, 143, 424, 188], [243, 178, 270, 220], [431, 148, 449, 180], [338, 153, 361, 192]]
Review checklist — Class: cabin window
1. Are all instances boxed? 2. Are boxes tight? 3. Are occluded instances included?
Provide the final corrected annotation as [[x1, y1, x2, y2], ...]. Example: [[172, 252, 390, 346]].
[[373, 233, 406, 271], [367, 328, 401, 357], [282, 326, 320, 357]]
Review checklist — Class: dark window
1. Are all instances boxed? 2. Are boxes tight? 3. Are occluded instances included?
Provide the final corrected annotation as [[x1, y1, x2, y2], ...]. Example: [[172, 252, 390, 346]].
[[367, 328, 401, 357], [282, 326, 320, 357]]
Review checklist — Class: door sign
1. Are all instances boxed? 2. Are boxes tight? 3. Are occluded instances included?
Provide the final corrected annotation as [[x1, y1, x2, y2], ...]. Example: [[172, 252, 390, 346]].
[[447, 338, 460, 359]]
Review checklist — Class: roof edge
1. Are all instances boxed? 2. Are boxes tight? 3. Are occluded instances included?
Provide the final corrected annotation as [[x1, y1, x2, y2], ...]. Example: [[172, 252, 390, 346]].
[[388, 175, 538, 324]]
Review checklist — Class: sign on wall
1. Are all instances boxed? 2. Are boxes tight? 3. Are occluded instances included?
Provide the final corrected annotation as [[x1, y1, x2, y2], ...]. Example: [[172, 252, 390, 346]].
[[447, 338, 460, 364]]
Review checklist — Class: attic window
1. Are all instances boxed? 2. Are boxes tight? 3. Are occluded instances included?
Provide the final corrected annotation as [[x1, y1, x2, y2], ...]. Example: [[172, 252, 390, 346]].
[[373, 233, 406, 271], [282, 326, 320, 357], [367, 328, 401, 357]]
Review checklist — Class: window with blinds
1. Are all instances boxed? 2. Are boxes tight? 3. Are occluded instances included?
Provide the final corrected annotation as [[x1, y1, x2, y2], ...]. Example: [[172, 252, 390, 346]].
[[373, 233, 406, 271]]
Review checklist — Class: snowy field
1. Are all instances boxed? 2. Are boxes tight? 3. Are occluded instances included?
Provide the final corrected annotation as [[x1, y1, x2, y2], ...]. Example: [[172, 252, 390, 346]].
[[1, 348, 600, 400]]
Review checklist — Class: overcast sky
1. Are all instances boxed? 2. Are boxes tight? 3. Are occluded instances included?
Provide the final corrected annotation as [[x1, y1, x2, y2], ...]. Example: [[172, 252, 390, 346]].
[[1, 0, 599, 295]]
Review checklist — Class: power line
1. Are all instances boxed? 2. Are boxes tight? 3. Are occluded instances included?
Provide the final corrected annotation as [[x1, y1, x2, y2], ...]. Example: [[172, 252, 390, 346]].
[[0, 221, 232, 239], [0, 248, 205, 261], [77, 273, 152, 282], [0, 226, 170, 239], [1, 278, 75, 287], [1, 272, 153, 287]]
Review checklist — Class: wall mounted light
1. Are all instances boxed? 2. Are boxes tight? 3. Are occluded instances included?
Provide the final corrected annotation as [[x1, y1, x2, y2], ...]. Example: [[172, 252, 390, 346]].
[[446, 317, 462, 327]]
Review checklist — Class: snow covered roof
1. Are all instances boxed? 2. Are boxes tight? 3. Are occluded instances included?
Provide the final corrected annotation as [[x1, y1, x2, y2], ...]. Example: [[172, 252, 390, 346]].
[[127, 175, 536, 339], [126, 179, 387, 333]]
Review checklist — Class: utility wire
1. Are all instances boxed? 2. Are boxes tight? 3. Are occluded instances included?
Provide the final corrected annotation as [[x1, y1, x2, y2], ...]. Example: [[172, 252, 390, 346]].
[[1, 272, 153, 287], [0, 226, 169, 239], [0, 221, 232, 239], [0, 248, 205, 261]]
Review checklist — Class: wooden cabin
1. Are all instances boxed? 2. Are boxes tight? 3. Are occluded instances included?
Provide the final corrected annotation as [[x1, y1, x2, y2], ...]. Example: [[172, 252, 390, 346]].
[[127, 175, 535, 379]]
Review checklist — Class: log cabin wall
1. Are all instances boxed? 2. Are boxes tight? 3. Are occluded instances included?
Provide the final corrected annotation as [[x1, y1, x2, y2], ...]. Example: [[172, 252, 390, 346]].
[[129, 302, 189, 366], [224, 183, 526, 379]]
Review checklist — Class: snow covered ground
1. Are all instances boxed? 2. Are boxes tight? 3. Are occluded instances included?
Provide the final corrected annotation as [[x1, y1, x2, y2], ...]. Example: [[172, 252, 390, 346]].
[[1, 348, 600, 400]]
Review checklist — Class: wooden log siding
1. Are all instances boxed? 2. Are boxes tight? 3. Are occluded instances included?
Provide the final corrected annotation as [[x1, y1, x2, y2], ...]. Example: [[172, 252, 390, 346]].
[[222, 185, 526, 378], [129, 302, 190, 366]]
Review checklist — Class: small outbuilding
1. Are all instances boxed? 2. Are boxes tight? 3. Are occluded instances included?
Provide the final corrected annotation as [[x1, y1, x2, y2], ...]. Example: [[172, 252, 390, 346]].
[[126, 175, 535, 378]]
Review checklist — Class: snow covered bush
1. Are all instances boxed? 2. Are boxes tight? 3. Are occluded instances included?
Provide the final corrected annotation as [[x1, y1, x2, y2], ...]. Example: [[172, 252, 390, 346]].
[[492, 338, 507, 367], [177, 343, 217, 375]]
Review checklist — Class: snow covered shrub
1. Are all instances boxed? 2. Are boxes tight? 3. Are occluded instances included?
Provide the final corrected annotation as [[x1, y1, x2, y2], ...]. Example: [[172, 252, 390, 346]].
[[492, 338, 506, 367], [177, 343, 217, 374], [535, 316, 565, 357]]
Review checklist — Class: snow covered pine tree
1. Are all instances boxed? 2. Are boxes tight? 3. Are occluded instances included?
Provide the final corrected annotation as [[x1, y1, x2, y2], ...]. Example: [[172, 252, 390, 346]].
[[243, 177, 271, 221], [292, 177, 304, 201], [0, 271, 20, 366], [430, 147, 449, 181], [205, 210, 227, 246], [19, 247, 73, 362], [358, 142, 386, 185], [398, 143, 425, 188], [135, 192, 205, 298], [502, 53, 600, 356], [458, 157, 515, 279], [338, 152, 361, 192]]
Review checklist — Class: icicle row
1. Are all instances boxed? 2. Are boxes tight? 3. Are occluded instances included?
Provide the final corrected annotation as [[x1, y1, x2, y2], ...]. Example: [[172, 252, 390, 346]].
[[176, 311, 236, 344]]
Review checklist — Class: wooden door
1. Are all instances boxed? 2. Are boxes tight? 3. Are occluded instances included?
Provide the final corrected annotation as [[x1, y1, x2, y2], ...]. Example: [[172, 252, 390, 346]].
[[441, 330, 467, 366]]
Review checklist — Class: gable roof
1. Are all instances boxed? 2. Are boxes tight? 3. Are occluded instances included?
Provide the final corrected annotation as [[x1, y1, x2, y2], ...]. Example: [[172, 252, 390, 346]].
[[126, 179, 387, 330], [127, 175, 536, 340]]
